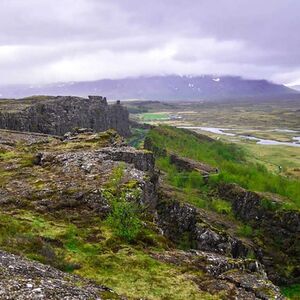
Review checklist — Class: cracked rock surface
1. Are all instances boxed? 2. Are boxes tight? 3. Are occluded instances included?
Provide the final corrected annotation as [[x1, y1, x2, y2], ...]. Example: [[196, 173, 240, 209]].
[[0, 250, 121, 300]]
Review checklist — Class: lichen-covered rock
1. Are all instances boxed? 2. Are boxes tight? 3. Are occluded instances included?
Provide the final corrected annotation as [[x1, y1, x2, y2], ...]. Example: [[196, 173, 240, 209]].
[[218, 183, 300, 284], [218, 183, 300, 234], [0, 250, 121, 300], [0, 129, 158, 217], [0, 95, 130, 137], [37, 146, 158, 212], [99, 147, 155, 172], [156, 196, 250, 258], [170, 153, 218, 175], [152, 250, 284, 300], [219, 271, 283, 300]]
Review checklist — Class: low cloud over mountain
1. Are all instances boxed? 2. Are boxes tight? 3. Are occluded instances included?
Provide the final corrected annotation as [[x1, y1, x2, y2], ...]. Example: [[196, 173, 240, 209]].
[[0, 75, 297, 101]]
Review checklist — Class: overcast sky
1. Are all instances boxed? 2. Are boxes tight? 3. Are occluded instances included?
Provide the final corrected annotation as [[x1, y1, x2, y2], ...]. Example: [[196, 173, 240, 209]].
[[0, 0, 300, 85]]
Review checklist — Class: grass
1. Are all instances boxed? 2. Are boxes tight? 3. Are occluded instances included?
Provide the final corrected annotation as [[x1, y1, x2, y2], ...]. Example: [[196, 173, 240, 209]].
[[0, 209, 220, 300], [156, 156, 234, 216], [237, 224, 253, 237], [127, 128, 148, 148], [77, 247, 217, 300], [281, 284, 300, 299], [139, 113, 169, 121], [210, 199, 232, 215], [147, 126, 300, 210], [0, 146, 218, 299], [241, 142, 300, 178]]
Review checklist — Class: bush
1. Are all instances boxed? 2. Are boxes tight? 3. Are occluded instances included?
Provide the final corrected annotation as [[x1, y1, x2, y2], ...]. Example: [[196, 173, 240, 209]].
[[106, 200, 142, 242]]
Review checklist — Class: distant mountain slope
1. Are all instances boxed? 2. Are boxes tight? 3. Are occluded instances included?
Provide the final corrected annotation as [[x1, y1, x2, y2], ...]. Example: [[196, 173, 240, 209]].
[[0, 75, 297, 101], [291, 85, 300, 91]]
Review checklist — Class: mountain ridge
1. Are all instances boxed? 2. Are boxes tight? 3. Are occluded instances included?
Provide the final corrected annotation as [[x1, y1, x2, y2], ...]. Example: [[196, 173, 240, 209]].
[[0, 75, 297, 101]]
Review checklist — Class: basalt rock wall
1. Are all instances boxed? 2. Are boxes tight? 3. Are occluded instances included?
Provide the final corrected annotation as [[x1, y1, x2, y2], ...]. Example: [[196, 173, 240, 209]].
[[0, 96, 131, 137], [218, 183, 300, 284], [156, 195, 251, 258]]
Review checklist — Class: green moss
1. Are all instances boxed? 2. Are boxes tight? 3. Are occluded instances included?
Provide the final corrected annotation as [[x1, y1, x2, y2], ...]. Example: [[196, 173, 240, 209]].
[[105, 163, 126, 193], [281, 284, 300, 299], [76, 248, 217, 300], [210, 199, 232, 215], [0, 208, 221, 299], [237, 224, 253, 237], [122, 180, 139, 189], [0, 151, 18, 160], [0, 169, 16, 186], [260, 198, 281, 211]]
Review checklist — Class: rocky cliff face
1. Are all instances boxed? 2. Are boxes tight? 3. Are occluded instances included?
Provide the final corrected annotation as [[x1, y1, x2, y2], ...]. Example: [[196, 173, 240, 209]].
[[0, 129, 285, 299], [218, 183, 300, 235], [0, 95, 130, 137], [152, 250, 283, 300], [219, 183, 300, 284], [170, 153, 218, 175], [156, 194, 250, 258]]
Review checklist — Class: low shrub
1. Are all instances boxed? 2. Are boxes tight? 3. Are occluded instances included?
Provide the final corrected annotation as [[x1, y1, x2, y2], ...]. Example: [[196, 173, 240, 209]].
[[106, 200, 142, 242]]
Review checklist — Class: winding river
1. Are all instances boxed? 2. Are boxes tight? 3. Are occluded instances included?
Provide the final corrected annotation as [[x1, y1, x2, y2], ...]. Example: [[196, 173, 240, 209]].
[[180, 126, 300, 147]]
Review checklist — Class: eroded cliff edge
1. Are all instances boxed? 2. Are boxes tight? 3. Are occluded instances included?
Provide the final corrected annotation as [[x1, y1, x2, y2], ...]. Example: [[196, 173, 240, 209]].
[[0, 128, 284, 299], [0, 95, 130, 136]]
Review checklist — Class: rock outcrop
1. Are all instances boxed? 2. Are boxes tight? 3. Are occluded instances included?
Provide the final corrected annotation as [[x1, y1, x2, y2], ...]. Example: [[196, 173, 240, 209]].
[[219, 183, 300, 284], [170, 153, 218, 175], [0, 129, 286, 299], [218, 183, 300, 235], [0, 95, 130, 137], [0, 250, 121, 300], [152, 250, 284, 300], [0, 129, 157, 217], [37, 147, 158, 213], [157, 194, 250, 258]]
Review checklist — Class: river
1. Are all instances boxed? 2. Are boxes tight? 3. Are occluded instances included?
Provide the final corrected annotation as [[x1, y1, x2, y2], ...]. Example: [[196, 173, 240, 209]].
[[179, 126, 300, 147]]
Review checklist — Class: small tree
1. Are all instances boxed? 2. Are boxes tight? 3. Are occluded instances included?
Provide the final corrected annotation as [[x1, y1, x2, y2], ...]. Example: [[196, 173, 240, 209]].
[[105, 163, 142, 242], [106, 199, 142, 242]]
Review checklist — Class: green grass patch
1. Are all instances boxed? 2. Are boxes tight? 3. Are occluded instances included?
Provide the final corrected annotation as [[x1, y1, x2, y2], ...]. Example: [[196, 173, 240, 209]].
[[127, 128, 148, 148], [237, 224, 253, 237], [147, 126, 300, 210], [76, 247, 217, 300], [139, 113, 169, 121], [281, 284, 300, 299], [210, 199, 232, 215], [0, 209, 219, 300]]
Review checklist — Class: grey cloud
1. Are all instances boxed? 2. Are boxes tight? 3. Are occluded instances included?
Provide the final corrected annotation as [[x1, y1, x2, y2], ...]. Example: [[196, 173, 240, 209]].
[[0, 0, 300, 85]]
